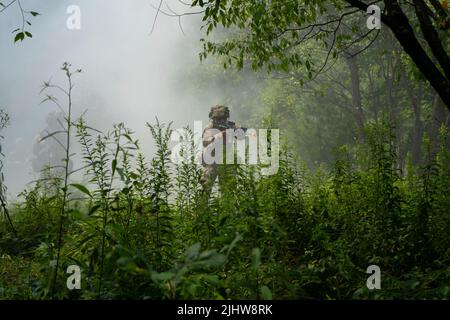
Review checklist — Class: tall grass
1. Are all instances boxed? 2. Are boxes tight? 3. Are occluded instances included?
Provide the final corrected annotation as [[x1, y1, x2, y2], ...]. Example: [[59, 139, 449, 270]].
[[1, 66, 449, 300]]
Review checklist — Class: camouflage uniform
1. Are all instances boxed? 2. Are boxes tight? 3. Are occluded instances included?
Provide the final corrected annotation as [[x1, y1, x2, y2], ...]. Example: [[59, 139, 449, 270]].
[[200, 106, 242, 195]]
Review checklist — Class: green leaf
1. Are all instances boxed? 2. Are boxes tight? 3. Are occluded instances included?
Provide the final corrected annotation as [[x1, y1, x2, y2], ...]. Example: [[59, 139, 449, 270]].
[[220, 233, 242, 257], [251, 248, 261, 269], [66, 209, 83, 219], [38, 130, 65, 143], [14, 32, 25, 43], [129, 172, 139, 179], [111, 159, 117, 174], [151, 271, 175, 282], [260, 286, 272, 300], [70, 183, 92, 198], [25, 31, 32, 38], [186, 243, 201, 260], [195, 252, 226, 268], [116, 167, 124, 180], [30, 11, 40, 16], [116, 257, 138, 273], [88, 204, 101, 216]]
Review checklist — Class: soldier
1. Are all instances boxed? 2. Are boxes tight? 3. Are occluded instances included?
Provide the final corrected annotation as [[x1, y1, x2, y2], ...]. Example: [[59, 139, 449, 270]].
[[200, 105, 246, 196]]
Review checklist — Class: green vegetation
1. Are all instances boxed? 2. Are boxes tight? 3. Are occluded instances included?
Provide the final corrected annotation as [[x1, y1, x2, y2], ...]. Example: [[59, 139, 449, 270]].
[[1, 0, 449, 300], [0, 62, 449, 300]]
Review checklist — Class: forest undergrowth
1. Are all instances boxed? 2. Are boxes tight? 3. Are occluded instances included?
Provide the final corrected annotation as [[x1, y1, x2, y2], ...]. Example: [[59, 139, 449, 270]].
[[0, 64, 449, 300]]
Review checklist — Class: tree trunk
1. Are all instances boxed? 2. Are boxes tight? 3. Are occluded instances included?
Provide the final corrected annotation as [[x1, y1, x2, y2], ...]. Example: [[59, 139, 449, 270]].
[[345, 55, 366, 141], [411, 92, 423, 165], [413, 0, 450, 81], [345, 0, 450, 110], [427, 93, 449, 155], [383, 1, 450, 110]]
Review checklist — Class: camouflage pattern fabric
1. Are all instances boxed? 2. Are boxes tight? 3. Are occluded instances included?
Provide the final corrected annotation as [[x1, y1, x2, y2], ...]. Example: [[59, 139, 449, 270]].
[[200, 120, 237, 193]]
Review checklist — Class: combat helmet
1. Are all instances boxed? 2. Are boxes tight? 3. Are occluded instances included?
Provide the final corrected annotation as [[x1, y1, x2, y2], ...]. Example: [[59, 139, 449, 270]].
[[209, 105, 230, 119]]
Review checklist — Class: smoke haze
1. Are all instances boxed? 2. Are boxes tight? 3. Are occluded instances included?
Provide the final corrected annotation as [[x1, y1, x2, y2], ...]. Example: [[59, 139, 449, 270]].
[[0, 0, 234, 197]]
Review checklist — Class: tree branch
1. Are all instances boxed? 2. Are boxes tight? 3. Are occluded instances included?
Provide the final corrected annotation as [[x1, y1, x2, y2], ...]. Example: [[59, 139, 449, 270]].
[[413, 0, 450, 80]]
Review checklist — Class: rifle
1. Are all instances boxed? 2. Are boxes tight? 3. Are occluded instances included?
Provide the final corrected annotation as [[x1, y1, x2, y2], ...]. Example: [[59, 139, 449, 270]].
[[215, 121, 249, 140], [216, 121, 247, 132]]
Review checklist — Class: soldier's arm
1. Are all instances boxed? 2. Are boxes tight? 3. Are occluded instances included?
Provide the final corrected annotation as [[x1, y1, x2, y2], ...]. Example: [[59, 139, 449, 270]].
[[202, 128, 225, 147]]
